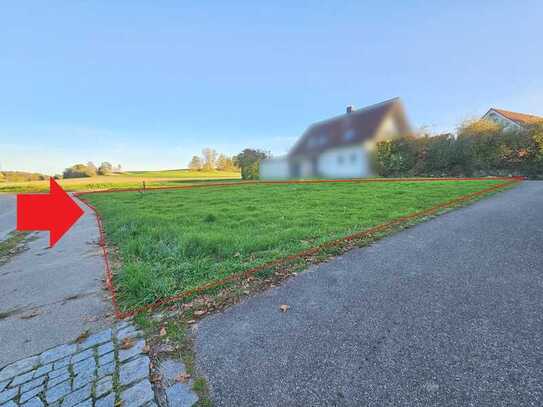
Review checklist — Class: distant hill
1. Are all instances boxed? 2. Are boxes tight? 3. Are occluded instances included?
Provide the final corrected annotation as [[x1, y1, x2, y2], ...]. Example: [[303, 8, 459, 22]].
[[0, 171, 48, 182], [122, 169, 240, 178]]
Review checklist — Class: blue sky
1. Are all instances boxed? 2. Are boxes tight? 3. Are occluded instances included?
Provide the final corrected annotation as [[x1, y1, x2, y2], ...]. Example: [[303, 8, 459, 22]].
[[1, 1, 542, 174]]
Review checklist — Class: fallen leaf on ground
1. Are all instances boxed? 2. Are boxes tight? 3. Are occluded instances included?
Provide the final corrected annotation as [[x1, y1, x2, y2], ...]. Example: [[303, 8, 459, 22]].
[[279, 304, 289, 312], [142, 344, 150, 354], [75, 330, 90, 343], [159, 327, 167, 337], [187, 320, 196, 324], [176, 372, 191, 383], [194, 310, 207, 317], [120, 338, 134, 349]]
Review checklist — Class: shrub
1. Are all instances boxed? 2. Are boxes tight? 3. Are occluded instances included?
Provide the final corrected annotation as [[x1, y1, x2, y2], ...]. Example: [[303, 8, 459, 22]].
[[63, 164, 96, 178], [234, 149, 269, 180], [98, 162, 113, 175], [374, 119, 543, 179]]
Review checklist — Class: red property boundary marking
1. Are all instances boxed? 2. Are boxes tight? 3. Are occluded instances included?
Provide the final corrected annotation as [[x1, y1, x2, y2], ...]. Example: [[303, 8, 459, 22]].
[[74, 177, 523, 319]]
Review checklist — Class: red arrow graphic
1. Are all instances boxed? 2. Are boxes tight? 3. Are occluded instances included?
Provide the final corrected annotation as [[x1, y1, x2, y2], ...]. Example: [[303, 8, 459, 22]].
[[17, 178, 84, 247]]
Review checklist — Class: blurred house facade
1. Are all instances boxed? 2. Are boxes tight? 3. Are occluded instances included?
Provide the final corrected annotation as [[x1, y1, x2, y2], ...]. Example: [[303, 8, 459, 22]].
[[482, 108, 543, 132], [260, 97, 411, 180]]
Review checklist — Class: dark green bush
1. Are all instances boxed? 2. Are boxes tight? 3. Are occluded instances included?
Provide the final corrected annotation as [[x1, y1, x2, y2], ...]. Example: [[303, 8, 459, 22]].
[[374, 120, 543, 179]]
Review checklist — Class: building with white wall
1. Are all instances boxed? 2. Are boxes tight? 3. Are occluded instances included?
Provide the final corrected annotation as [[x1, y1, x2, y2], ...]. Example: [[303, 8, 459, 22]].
[[481, 108, 542, 132], [260, 97, 411, 180]]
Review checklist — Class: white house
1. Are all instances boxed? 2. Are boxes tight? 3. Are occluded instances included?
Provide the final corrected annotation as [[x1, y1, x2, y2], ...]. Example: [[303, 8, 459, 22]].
[[482, 108, 542, 132], [260, 97, 411, 180]]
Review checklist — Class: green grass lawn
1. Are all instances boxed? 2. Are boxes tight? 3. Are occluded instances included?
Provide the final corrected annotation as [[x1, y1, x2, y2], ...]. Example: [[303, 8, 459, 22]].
[[83, 179, 506, 310]]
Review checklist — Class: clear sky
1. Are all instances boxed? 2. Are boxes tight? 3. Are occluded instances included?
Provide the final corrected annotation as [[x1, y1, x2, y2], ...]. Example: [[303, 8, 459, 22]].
[[1, 1, 542, 174]]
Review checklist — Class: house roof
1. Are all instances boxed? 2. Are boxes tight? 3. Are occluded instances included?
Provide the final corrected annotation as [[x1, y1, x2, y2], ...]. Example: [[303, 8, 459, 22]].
[[486, 108, 543, 127], [289, 97, 408, 157]]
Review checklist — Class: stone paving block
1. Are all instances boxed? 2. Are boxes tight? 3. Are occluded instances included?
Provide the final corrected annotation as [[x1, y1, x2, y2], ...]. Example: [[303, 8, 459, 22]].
[[60, 384, 92, 407], [72, 399, 92, 407], [119, 356, 150, 386], [121, 380, 155, 406], [78, 330, 112, 351], [97, 342, 114, 356], [20, 376, 45, 393], [21, 397, 45, 407], [119, 339, 146, 362], [10, 371, 34, 387], [117, 326, 142, 341], [72, 370, 95, 391], [94, 392, 115, 407], [53, 358, 71, 370], [19, 384, 44, 403], [115, 321, 131, 332], [0, 380, 9, 393], [1, 400, 17, 407], [71, 349, 94, 364], [45, 380, 71, 404], [96, 362, 115, 379], [72, 358, 96, 375], [158, 359, 187, 387], [41, 344, 77, 365], [0, 387, 18, 404], [98, 352, 114, 367], [49, 367, 69, 380], [0, 356, 40, 382], [47, 374, 70, 389], [32, 364, 52, 379], [95, 376, 113, 399], [166, 383, 199, 407]]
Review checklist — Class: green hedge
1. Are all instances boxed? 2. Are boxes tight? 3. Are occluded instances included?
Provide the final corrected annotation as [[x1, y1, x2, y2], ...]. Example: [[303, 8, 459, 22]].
[[374, 120, 543, 179]]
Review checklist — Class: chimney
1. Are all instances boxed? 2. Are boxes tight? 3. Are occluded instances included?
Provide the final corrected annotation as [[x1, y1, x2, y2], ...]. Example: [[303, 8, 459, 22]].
[[346, 105, 354, 114]]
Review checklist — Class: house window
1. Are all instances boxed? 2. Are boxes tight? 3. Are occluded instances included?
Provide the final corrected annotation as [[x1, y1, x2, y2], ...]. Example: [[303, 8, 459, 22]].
[[337, 155, 344, 164], [350, 153, 357, 163]]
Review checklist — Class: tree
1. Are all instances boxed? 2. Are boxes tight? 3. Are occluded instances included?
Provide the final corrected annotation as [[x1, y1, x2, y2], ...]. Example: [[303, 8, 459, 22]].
[[233, 149, 269, 180], [98, 162, 113, 175], [216, 154, 237, 171], [201, 148, 218, 171], [86, 162, 97, 177], [63, 164, 96, 178], [188, 155, 203, 170]]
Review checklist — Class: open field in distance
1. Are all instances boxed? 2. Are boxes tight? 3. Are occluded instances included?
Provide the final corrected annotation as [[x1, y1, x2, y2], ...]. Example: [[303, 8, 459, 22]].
[[0, 169, 241, 193]]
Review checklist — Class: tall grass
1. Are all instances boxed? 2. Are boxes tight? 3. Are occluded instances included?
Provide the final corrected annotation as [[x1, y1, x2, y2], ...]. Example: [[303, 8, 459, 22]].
[[84, 180, 505, 310]]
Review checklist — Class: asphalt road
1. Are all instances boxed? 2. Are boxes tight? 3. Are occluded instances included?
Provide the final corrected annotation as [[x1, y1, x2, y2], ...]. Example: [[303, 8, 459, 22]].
[[196, 181, 543, 406], [0, 195, 112, 367], [0, 195, 16, 241]]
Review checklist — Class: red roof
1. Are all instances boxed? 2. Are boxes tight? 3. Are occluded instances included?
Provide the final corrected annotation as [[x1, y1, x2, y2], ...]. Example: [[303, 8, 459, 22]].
[[490, 108, 543, 126], [289, 98, 409, 157]]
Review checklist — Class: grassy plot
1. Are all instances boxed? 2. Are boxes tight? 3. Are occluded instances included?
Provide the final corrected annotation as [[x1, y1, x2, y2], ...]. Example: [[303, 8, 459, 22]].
[[84, 179, 505, 310]]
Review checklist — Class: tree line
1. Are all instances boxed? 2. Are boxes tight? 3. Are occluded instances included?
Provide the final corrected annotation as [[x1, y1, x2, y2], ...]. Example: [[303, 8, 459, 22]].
[[62, 162, 122, 178], [188, 148, 238, 172], [188, 148, 271, 179], [374, 120, 543, 179]]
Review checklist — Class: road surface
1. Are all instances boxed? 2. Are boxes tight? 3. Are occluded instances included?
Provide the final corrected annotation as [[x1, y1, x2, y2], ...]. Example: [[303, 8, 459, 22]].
[[0, 195, 16, 241], [196, 181, 543, 406], [0, 196, 112, 367]]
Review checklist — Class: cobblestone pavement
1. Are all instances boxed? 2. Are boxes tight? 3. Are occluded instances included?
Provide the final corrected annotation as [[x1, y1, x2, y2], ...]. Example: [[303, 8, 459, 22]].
[[0, 322, 199, 407]]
